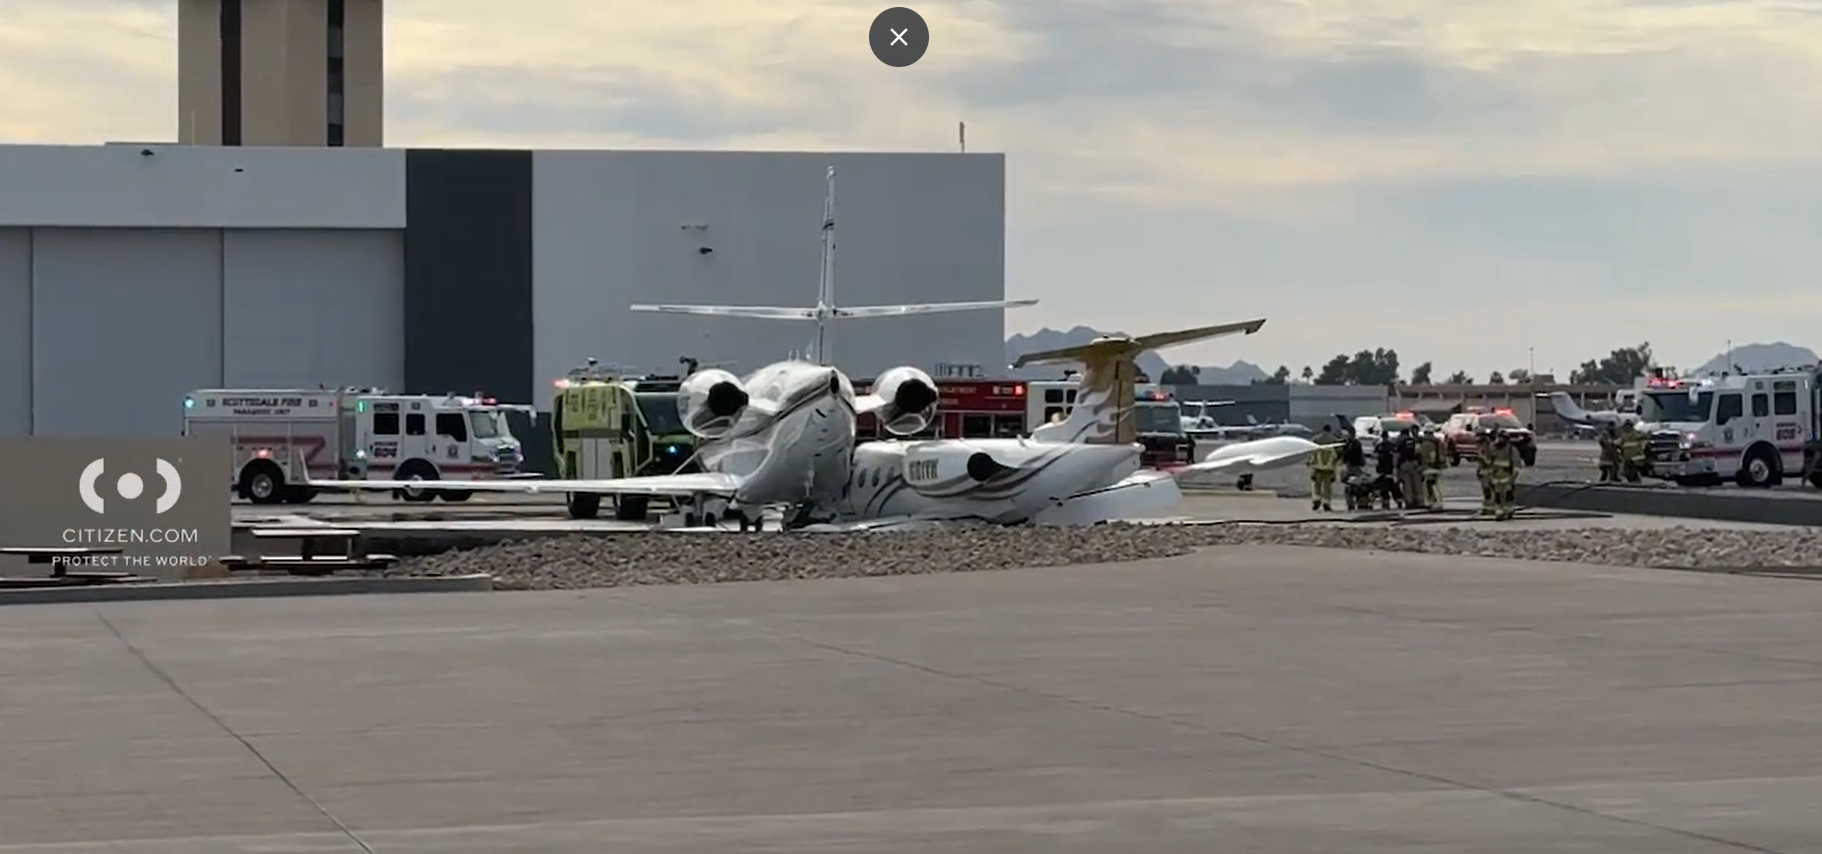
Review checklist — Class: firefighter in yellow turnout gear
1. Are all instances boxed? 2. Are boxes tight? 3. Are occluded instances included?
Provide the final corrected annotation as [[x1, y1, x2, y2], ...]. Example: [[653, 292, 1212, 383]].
[[1619, 422, 1647, 483], [1596, 427, 1620, 482], [1485, 430, 1524, 520], [1417, 428, 1447, 509], [1307, 427, 1339, 511]]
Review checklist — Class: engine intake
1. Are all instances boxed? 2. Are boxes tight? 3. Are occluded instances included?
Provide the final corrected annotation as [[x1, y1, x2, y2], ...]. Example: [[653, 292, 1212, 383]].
[[966, 452, 1014, 481], [871, 366, 938, 436], [679, 369, 748, 439]]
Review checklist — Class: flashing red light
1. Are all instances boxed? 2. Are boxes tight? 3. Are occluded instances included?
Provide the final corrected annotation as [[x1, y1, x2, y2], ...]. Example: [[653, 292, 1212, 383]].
[[482, 397, 497, 404], [254, 448, 271, 458], [1493, 407, 1514, 415]]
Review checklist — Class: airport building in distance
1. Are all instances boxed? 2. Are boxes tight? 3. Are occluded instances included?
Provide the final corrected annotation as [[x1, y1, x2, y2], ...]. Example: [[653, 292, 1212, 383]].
[[2, 2, 1011, 460]]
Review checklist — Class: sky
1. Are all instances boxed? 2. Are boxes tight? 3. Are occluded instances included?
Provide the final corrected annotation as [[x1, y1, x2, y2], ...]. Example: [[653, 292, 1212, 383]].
[[6, 0, 1822, 380]]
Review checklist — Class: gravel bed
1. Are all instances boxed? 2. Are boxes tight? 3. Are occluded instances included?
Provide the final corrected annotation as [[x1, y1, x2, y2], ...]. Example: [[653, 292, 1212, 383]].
[[392, 525, 1822, 590]]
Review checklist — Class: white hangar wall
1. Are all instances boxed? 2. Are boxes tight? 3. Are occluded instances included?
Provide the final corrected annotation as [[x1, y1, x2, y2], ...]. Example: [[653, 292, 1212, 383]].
[[531, 151, 1006, 409], [0, 145, 407, 437]]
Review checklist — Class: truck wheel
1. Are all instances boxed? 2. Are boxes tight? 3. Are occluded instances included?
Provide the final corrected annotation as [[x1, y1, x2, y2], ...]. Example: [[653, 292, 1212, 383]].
[[1521, 447, 1537, 467], [614, 495, 649, 521], [239, 462, 285, 505], [393, 460, 439, 502], [1449, 451, 1461, 467], [567, 492, 601, 519], [439, 490, 473, 502], [1736, 444, 1779, 488], [282, 486, 317, 504]]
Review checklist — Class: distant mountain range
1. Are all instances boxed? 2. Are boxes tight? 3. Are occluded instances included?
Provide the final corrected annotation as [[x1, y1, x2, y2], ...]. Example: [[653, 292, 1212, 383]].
[[1691, 342, 1818, 375], [1004, 327, 1268, 383]]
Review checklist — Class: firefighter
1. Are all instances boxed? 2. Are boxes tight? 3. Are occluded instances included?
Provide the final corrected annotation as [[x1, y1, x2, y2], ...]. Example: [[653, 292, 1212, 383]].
[[1338, 428, 1368, 510], [1418, 427, 1447, 508], [1395, 430, 1424, 509], [1374, 432, 1400, 508], [1486, 429, 1524, 520], [1619, 422, 1647, 483], [1307, 426, 1339, 511], [1596, 426, 1620, 482], [1474, 429, 1496, 515]]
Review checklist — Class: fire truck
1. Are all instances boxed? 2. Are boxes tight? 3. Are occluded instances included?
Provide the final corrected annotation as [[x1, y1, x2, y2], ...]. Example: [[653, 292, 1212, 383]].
[[182, 388, 529, 504], [1641, 369, 1816, 487], [855, 378, 1028, 440], [1027, 378, 1192, 467], [550, 358, 701, 520]]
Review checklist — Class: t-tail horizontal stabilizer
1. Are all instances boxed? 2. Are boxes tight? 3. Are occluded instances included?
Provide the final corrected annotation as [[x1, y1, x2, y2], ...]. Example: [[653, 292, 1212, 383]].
[[1016, 319, 1267, 446], [629, 299, 1038, 320]]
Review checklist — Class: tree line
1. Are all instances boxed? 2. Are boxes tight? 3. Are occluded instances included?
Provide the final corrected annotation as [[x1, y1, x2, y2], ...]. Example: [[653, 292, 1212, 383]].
[[1157, 344, 1655, 387]]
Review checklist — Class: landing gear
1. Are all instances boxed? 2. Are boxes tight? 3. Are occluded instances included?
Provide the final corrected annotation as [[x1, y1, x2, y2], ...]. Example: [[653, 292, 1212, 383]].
[[661, 494, 730, 528], [1236, 474, 1255, 491], [725, 507, 765, 532]]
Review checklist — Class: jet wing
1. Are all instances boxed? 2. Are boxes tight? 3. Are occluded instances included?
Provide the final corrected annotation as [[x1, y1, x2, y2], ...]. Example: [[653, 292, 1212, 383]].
[[1185, 443, 1341, 473], [308, 472, 745, 497]]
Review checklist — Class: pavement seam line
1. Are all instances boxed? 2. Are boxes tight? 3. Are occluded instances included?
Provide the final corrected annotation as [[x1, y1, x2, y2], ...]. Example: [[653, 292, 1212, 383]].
[[93, 609, 377, 854]]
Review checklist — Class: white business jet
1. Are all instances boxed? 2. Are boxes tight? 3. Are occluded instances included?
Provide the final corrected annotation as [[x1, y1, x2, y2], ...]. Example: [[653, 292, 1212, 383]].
[[310, 318, 1273, 529], [1544, 391, 1640, 431]]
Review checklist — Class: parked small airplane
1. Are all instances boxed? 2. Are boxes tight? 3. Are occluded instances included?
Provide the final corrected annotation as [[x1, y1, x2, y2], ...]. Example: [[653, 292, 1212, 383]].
[[1545, 391, 1641, 430]]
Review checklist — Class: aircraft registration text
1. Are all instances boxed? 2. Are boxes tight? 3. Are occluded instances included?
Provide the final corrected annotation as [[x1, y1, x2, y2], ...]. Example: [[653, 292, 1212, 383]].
[[907, 459, 939, 481]]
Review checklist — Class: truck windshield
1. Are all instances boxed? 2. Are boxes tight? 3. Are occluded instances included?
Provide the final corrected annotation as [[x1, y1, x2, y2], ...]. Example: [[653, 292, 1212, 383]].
[[468, 411, 503, 438], [635, 393, 686, 434], [1642, 390, 1713, 422], [1134, 403, 1183, 434], [1479, 413, 1523, 430]]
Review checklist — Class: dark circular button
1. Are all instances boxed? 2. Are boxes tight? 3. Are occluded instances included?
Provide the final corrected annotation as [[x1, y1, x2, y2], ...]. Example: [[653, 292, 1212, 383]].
[[869, 7, 929, 68]]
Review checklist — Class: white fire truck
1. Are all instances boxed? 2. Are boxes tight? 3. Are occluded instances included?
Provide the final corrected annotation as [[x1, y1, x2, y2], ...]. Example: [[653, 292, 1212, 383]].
[[182, 388, 530, 504], [1641, 370, 1815, 487]]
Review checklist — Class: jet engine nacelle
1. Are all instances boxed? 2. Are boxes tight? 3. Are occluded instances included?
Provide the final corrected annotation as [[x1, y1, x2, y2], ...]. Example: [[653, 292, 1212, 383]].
[[871, 366, 939, 436], [678, 369, 749, 439]]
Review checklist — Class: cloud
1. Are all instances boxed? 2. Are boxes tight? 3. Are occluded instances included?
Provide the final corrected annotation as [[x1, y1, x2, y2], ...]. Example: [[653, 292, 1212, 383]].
[[8, 0, 1822, 375]]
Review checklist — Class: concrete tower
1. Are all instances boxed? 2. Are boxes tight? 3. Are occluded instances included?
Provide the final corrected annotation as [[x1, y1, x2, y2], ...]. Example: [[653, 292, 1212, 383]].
[[177, 0, 383, 146]]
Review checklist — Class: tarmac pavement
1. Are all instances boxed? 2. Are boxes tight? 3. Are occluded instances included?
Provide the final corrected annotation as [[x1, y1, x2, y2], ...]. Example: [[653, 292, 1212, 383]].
[[6, 546, 1822, 852]]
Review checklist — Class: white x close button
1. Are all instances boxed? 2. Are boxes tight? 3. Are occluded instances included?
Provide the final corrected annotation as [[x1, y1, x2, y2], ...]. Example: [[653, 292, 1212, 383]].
[[870, 7, 929, 67]]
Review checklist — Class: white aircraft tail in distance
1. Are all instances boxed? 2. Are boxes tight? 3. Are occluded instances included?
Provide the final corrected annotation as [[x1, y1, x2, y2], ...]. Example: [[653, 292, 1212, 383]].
[[630, 165, 1035, 367], [1015, 319, 1267, 446]]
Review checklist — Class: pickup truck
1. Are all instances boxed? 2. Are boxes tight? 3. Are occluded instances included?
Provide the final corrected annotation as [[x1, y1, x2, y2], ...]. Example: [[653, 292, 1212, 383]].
[[1442, 411, 1537, 466]]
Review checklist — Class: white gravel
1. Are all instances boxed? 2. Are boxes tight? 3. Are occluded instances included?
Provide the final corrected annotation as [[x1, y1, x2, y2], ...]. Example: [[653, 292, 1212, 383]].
[[393, 525, 1822, 590]]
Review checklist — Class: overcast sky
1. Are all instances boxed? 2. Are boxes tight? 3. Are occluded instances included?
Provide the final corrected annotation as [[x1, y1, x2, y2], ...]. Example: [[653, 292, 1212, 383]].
[[8, 0, 1822, 379]]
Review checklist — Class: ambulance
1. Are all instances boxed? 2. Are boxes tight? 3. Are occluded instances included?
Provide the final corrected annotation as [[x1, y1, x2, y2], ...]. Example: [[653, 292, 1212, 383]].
[[1640, 370, 1817, 487], [182, 388, 530, 504]]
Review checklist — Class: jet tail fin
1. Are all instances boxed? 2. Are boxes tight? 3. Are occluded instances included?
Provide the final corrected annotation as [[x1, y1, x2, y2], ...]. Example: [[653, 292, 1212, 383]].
[[1019, 318, 1267, 445], [1546, 391, 1597, 424]]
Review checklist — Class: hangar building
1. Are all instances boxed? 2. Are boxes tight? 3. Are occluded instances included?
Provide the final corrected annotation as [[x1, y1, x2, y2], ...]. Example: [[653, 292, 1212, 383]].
[[0, 144, 1009, 466]]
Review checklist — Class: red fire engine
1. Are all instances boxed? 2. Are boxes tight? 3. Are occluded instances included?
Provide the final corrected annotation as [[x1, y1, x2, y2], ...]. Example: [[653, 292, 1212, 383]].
[[856, 378, 1029, 440]]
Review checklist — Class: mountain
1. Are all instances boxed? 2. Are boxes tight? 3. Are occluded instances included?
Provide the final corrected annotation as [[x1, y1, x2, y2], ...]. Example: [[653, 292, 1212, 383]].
[[1691, 342, 1818, 375], [1003, 327, 1268, 383], [1189, 360, 1271, 385]]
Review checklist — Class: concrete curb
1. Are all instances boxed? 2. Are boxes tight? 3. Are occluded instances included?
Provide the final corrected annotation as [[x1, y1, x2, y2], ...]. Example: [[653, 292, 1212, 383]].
[[1521, 483, 1822, 527], [0, 574, 494, 606]]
